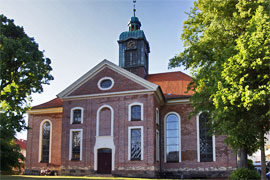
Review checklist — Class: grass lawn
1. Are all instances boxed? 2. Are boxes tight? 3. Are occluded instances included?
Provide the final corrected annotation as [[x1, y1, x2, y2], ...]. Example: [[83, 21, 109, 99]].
[[0, 175, 184, 180]]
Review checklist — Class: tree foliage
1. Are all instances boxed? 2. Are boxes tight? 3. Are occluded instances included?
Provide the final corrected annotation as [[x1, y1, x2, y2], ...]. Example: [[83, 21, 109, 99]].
[[0, 14, 53, 172], [169, 0, 270, 161]]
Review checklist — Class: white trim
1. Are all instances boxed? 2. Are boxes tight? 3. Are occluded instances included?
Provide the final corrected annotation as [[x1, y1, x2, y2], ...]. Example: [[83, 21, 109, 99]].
[[39, 119, 52, 163], [57, 59, 158, 98], [69, 129, 83, 161], [96, 105, 114, 136], [156, 108, 159, 124], [62, 89, 155, 101], [156, 129, 160, 161], [70, 107, 84, 124], [28, 107, 63, 114], [128, 102, 144, 121], [128, 126, 144, 161], [196, 113, 216, 162], [97, 77, 114, 91], [213, 135, 216, 162], [196, 114, 200, 162], [166, 99, 190, 105], [164, 112, 181, 163]]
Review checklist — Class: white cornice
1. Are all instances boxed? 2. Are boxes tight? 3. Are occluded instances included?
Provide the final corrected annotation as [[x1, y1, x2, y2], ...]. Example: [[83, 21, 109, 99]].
[[57, 59, 158, 98], [27, 107, 63, 114], [166, 98, 190, 105], [61, 89, 155, 101]]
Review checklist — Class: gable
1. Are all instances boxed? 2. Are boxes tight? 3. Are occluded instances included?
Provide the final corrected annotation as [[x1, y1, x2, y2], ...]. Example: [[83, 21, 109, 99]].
[[57, 60, 159, 99], [69, 67, 147, 97]]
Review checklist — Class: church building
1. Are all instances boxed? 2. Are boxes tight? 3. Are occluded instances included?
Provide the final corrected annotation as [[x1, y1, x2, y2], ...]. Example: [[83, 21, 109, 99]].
[[25, 11, 236, 178]]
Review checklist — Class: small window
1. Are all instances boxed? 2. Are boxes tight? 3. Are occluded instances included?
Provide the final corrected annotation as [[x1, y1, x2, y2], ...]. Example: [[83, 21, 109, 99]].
[[156, 108, 159, 124], [69, 129, 82, 161], [71, 107, 83, 124], [131, 105, 141, 121], [97, 77, 114, 90], [100, 79, 112, 89], [128, 103, 143, 121]]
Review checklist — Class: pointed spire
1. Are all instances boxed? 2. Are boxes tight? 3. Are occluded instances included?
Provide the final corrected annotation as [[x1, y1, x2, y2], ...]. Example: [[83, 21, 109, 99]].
[[128, 0, 141, 31], [133, 0, 136, 17]]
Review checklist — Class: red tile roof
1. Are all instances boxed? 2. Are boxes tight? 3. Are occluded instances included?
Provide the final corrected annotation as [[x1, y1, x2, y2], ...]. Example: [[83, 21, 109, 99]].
[[14, 139, 27, 149], [32, 98, 63, 110], [146, 71, 193, 99], [32, 71, 192, 110]]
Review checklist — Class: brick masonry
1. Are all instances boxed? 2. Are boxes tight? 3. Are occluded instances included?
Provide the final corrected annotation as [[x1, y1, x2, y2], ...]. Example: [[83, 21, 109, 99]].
[[25, 66, 236, 178]]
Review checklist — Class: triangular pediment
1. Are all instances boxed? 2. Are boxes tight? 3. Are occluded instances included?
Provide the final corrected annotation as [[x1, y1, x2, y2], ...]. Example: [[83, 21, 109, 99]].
[[57, 60, 158, 99]]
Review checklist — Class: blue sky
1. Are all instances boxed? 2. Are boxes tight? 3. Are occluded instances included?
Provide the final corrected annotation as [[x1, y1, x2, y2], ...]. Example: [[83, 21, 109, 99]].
[[1, 0, 195, 139]]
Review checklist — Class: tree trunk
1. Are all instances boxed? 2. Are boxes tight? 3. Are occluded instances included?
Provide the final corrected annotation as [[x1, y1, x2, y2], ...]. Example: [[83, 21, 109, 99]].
[[237, 148, 248, 168], [261, 132, 266, 180]]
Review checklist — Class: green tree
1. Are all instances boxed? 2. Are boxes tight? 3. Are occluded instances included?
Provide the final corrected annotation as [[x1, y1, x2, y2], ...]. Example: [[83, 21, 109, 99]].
[[0, 14, 53, 172], [169, 0, 270, 178]]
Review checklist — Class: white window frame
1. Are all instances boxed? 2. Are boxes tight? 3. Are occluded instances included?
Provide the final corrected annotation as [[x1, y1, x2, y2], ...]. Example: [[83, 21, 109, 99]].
[[70, 107, 84, 124], [69, 129, 83, 161], [164, 112, 181, 163], [128, 126, 144, 161], [156, 108, 159, 124], [39, 119, 52, 163], [97, 77, 114, 91], [196, 113, 216, 162], [96, 105, 114, 137], [128, 102, 144, 121], [156, 129, 160, 161]]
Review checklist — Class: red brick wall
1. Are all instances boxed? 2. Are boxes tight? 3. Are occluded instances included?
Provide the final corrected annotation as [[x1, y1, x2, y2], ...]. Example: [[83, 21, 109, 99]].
[[160, 103, 236, 172], [69, 67, 147, 97], [60, 93, 157, 173], [26, 112, 62, 171]]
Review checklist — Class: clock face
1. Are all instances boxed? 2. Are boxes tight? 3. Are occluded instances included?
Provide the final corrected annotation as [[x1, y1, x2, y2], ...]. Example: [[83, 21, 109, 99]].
[[127, 40, 136, 49]]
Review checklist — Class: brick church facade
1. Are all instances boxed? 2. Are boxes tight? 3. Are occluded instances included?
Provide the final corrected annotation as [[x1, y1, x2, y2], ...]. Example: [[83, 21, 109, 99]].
[[26, 14, 236, 178]]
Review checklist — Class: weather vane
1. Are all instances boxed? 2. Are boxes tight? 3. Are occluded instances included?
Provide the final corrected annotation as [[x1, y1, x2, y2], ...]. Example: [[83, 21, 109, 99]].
[[133, 0, 136, 17]]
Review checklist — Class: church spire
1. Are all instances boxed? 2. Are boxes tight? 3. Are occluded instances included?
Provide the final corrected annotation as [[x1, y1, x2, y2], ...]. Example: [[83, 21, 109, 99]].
[[128, 0, 141, 31], [133, 0, 136, 17]]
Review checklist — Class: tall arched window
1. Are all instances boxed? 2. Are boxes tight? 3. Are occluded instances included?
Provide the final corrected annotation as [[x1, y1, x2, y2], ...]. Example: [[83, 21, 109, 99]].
[[40, 121, 51, 163], [197, 112, 215, 162], [165, 113, 181, 163]]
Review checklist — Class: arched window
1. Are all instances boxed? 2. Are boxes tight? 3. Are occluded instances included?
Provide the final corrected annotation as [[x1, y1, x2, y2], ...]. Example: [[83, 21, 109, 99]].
[[128, 103, 143, 121], [40, 121, 51, 163], [96, 105, 114, 137], [197, 112, 215, 162], [165, 113, 181, 163]]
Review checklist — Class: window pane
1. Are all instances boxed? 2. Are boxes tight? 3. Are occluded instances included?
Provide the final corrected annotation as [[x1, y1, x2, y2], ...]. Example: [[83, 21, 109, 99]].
[[166, 114, 179, 162], [166, 121, 179, 130], [199, 112, 213, 162], [131, 105, 141, 121], [100, 79, 112, 89], [131, 129, 141, 160], [41, 122, 50, 162], [166, 130, 179, 138], [166, 145, 179, 162], [166, 137, 179, 146], [73, 109, 81, 124], [72, 131, 81, 160]]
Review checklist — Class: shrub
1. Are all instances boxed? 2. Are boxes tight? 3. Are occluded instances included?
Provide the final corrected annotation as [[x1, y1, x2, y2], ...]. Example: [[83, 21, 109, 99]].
[[229, 168, 260, 180]]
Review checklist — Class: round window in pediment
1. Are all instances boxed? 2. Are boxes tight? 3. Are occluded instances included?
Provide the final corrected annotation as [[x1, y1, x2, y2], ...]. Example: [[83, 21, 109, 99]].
[[97, 77, 114, 90]]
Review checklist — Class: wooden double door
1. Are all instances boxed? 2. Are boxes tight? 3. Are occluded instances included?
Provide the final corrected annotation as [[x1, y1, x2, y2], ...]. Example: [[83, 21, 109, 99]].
[[97, 148, 112, 174]]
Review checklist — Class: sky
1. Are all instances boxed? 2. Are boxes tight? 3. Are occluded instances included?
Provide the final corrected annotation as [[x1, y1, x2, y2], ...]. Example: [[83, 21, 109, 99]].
[[1, 0, 195, 139]]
